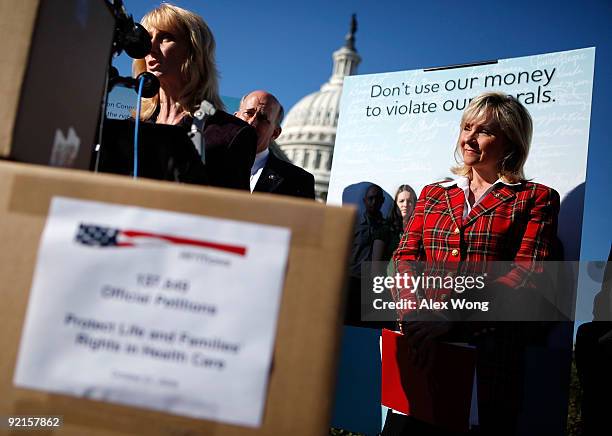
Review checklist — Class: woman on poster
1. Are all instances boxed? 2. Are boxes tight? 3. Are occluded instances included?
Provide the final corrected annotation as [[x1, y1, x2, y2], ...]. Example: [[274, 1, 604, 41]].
[[373, 184, 417, 263]]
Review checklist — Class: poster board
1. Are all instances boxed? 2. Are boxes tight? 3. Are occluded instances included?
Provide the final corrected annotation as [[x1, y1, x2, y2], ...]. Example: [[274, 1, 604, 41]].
[[328, 47, 595, 260], [328, 47, 595, 434], [0, 161, 354, 435]]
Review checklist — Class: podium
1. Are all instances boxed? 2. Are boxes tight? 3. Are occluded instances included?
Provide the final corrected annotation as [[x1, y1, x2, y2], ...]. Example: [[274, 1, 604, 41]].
[[0, 161, 355, 435]]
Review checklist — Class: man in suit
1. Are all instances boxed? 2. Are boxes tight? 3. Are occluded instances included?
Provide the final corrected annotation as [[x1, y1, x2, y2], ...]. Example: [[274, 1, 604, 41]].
[[235, 90, 316, 199]]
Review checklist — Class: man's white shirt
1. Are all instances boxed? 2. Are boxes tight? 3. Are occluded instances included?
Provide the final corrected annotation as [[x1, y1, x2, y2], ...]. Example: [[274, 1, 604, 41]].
[[250, 148, 270, 193]]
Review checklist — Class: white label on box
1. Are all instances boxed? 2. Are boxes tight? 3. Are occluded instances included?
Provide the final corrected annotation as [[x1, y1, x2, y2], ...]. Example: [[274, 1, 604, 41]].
[[14, 196, 291, 428]]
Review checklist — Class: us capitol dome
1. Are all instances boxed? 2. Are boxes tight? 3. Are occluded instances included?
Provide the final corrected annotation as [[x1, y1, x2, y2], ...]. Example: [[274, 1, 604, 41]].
[[276, 15, 361, 201]]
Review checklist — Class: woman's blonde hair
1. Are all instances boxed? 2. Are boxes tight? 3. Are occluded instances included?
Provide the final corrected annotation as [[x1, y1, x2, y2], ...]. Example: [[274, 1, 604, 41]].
[[451, 91, 532, 183], [132, 3, 225, 120]]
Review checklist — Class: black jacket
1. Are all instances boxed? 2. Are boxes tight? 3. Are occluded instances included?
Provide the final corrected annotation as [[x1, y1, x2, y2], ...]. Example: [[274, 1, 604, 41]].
[[96, 111, 256, 191], [254, 152, 316, 199], [200, 110, 257, 191]]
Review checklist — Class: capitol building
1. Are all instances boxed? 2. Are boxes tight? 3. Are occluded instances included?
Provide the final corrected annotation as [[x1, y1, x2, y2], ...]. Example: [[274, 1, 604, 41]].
[[276, 16, 361, 202]]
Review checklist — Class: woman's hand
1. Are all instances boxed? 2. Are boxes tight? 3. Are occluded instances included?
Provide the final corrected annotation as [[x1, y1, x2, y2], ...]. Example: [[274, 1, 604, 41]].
[[400, 319, 452, 370]]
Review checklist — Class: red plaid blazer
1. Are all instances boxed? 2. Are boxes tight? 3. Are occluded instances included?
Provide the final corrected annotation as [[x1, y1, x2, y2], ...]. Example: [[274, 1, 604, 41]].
[[391, 181, 561, 429], [392, 181, 560, 310]]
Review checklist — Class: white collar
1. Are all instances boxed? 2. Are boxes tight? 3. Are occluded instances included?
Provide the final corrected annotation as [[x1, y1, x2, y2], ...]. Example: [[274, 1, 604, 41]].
[[438, 176, 521, 189], [440, 176, 521, 219]]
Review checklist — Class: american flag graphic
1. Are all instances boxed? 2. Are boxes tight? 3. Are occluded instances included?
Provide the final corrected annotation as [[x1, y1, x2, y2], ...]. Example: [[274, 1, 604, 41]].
[[74, 224, 247, 256]]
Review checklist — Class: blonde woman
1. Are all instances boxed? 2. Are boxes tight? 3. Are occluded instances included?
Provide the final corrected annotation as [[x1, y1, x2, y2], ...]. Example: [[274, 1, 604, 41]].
[[133, 4, 256, 190], [385, 92, 560, 435]]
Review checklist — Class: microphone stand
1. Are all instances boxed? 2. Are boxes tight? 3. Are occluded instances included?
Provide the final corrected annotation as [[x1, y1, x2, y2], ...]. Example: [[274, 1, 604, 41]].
[[93, 0, 152, 173], [92, 63, 114, 172]]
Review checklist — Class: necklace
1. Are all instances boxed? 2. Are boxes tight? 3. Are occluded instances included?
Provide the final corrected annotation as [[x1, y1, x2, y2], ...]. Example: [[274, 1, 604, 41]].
[[470, 183, 487, 194], [469, 181, 492, 204]]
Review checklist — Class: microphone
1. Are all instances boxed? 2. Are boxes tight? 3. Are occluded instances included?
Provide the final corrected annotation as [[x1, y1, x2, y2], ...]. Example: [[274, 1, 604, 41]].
[[121, 22, 152, 59], [110, 0, 152, 58], [109, 68, 160, 98]]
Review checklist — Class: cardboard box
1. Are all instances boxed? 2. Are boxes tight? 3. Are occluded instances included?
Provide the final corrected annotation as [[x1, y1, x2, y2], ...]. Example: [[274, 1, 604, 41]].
[[0, 0, 38, 156], [0, 161, 355, 435], [0, 0, 114, 168]]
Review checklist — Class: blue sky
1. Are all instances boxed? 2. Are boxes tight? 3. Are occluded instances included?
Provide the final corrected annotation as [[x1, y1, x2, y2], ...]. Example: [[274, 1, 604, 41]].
[[115, 0, 611, 263]]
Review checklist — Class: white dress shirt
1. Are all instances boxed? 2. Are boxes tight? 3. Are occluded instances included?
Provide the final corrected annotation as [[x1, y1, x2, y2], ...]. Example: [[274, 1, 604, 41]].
[[440, 176, 521, 219], [249, 148, 270, 193]]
